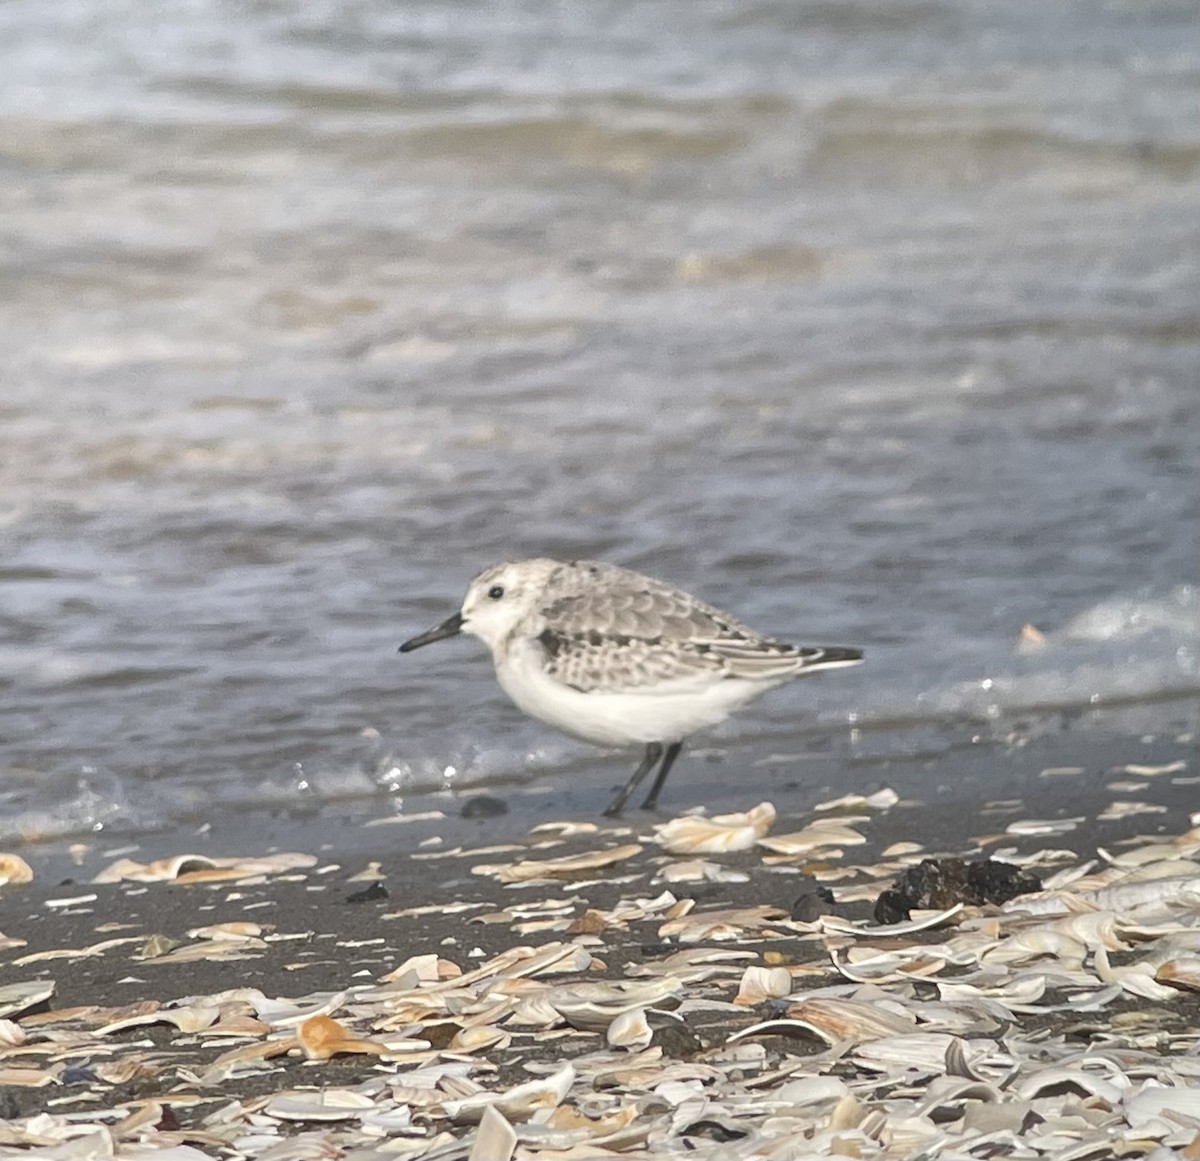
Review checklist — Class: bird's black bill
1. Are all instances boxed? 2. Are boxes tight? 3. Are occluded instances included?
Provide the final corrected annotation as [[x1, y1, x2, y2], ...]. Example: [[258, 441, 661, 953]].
[[398, 611, 464, 653]]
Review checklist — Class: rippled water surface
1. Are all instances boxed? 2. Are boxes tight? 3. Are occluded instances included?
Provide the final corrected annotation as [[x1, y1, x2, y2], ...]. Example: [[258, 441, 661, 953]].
[[2, 0, 1198, 840]]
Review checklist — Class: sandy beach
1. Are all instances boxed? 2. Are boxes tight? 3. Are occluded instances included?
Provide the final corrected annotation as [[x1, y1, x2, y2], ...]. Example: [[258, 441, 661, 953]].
[[2, 729, 1198, 1158]]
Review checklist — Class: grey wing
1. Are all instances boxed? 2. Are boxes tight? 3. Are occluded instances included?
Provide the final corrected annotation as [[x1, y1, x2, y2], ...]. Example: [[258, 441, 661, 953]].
[[537, 561, 861, 691], [536, 627, 725, 692], [540, 561, 759, 640]]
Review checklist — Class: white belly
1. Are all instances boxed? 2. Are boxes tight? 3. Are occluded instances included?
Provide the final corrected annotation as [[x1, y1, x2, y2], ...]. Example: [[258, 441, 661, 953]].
[[493, 643, 778, 748]]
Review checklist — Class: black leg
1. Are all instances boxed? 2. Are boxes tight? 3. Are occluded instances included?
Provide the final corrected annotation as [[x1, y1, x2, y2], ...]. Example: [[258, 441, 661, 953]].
[[640, 741, 683, 811], [603, 742, 663, 817]]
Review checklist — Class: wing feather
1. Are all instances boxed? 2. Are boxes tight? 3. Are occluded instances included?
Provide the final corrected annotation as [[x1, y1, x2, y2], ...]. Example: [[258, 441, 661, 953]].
[[533, 561, 861, 693]]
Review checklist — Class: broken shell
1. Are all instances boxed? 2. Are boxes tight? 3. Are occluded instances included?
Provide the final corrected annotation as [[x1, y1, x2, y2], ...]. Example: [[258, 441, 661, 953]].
[[1046, 911, 1129, 952], [1093, 945, 1181, 1001], [187, 921, 268, 941], [93, 851, 317, 883], [448, 1024, 511, 1054], [441, 1064, 575, 1124], [1014, 1067, 1124, 1104], [734, 966, 794, 1005], [0, 1065, 62, 1087], [1155, 957, 1200, 992], [468, 1105, 517, 1161], [473, 844, 642, 883], [815, 787, 899, 812], [981, 929, 1088, 969], [658, 859, 749, 884], [95, 1004, 221, 1036], [606, 1008, 653, 1050], [387, 951, 441, 983], [297, 1014, 388, 1060], [1124, 1085, 1200, 1129], [254, 990, 348, 1027], [782, 997, 918, 1044], [1114, 761, 1187, 777], [529, 977, 686, 1032], [658, 904, 789, 942], [654, 802, 776, 855], [0, 980, 55, 1019], [265, 1088, 376, 1121], [0, 854, 34, 886], [757, 821, 866, 857], [1017, 623, 1047, 651]]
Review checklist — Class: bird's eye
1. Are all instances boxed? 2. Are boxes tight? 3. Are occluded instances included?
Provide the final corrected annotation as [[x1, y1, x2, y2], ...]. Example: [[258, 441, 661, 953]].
[[487, 584, 505, 600]]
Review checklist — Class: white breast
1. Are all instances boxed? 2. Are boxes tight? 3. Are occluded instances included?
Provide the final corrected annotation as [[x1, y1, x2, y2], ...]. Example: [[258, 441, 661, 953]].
[[492, 636, 779, 748]]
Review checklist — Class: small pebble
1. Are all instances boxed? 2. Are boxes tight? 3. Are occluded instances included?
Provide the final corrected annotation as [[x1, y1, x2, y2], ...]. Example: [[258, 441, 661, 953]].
[[461, 795, 509, 820]]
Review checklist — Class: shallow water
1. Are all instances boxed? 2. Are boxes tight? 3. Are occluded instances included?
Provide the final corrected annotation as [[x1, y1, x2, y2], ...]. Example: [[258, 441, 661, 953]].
[[1, 0, 1198, 842]]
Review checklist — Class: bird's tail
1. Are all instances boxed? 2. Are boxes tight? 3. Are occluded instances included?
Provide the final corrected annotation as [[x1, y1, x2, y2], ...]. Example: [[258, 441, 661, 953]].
[[805, 646, 863, 667], [714, 641, 863, 679]]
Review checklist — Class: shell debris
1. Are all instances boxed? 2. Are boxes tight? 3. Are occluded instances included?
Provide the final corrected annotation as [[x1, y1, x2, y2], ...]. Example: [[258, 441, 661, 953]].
[[0, 854, 34, 887], [0, 786, 1198, 1159], [653, 801, 776, 854]]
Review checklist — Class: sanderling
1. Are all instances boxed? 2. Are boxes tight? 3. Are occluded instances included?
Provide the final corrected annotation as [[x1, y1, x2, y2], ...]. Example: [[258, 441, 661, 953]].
[[400, 559, 863, 816]]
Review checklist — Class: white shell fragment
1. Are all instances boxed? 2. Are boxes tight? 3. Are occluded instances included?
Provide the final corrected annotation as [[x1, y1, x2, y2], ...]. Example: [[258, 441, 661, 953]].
[[0, 981, 55, 1019], [93, 852, 318, 883], [606, 1007, 654, 1050], [441, 1064, 575, 1123], [468, 1105, 518, 1161], [758, 821, 867, 856], [473, 843, 642, 882], [539, 977, 685, 1030], [1005, 817, 1085, 836], [734, 965, 794, 1005], [265, 1088, 376, 1121], [814, 788, 899, 812], [0, 854, 34, 886], [653, 802, 776, 854]]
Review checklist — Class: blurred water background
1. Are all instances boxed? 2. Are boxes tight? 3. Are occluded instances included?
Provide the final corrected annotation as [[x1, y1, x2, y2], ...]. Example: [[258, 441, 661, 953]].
[[1, 0, 1197, 842]]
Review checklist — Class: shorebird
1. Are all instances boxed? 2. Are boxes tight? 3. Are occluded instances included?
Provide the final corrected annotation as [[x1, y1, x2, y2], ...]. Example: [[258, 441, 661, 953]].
[[400, 559, 862, 815]]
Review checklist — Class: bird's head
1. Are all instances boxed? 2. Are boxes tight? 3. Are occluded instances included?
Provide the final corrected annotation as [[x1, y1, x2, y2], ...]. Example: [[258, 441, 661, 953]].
[[399, 559, 560, 656]]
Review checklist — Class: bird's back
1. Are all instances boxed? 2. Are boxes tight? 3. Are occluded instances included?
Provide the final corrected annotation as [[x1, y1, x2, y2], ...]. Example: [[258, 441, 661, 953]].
[[525, 560, 861, 693]]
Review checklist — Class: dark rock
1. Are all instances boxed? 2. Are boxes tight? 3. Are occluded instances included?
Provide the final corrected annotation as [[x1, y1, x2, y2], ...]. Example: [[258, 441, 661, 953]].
[[648, 1009, 703, 1058], [460, 795, 509, 819], [874, 857, 1042, 924], [345, 880, 389, 904], [681, 1117, 748, 1142], [61, 1066, 100, 1086], [874, 889, 910, 925], [791, 876, 837, 922]]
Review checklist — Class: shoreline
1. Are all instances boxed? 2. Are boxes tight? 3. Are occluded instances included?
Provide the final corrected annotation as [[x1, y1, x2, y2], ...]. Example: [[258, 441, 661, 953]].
[[11, 710, 1199, 879]]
